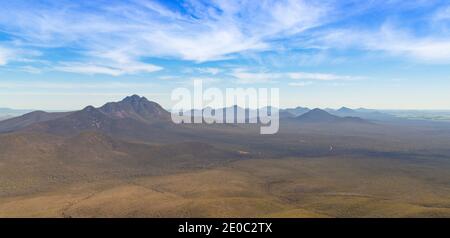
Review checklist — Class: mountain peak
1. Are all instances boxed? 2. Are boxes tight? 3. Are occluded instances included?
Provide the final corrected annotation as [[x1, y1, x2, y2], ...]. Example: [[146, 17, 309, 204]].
[[305, 108, 336, 117], [310, 108, 330, 114], [337, 107, 354, 113], [296, 108, 340, 122], [297, 108, 368, 124], [100, 95, 169, 121], [282, 106, 310, 117], [121, 94, 148, 104], [82, 106, 97, 112]]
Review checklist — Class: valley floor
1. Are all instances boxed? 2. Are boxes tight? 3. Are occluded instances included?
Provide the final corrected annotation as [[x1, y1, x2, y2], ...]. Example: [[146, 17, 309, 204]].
[[2, 156, 450, 218]]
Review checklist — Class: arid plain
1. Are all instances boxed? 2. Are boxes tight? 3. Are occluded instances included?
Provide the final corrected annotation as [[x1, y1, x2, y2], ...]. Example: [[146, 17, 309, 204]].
[[1, 95, 450, 217]]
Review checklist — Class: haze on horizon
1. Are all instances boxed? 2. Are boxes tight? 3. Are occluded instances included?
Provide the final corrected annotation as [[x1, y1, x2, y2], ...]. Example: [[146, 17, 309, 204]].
[[1, 0, 450, 110]]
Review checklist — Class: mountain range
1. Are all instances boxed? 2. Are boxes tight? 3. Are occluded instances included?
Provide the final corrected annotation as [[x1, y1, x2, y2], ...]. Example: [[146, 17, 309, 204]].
[[0, 108, 34, 122], [1, 95, 450, 217], [0, 95, 171, 135], [1, 95, 378, 135], [294, 108, 368, 124]]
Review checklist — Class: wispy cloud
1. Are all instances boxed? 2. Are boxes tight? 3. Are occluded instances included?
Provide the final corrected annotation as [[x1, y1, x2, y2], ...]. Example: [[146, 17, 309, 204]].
[[176, 77, 222, 87], [433, 5, 450, 22], [54, 61, 162, 76], [196, 67, 221, 75], [183, 67, 222, 75], [231, 68, 364, 84], [0, 46, 14, 65], [0, 92, 166, 96], [1, 0, 449, 79], [0, 81, 157, 89], [311, 23, 450, 63], [288, 72, 364, 81], [289, 81, 313, 87], [230, 68, 281, 84], [0, 0, 331, 66]]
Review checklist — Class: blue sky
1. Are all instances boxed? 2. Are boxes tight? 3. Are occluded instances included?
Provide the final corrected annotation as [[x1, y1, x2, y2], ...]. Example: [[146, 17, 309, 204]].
[[0, 0, 450, 110]]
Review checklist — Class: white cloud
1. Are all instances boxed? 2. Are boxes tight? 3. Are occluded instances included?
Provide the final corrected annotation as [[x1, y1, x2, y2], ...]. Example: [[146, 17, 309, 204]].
[[55, 64, 123, 76], [54, 61, 162, 76], [0, 81, 159, 90], [177, 77, 221, 87], [312, 24, 450, 63], [230, 69, 281, 84], [370, 25, 450, 62], [157, 75, 178, 80], [2, 1, 448, 69], [433, 5, 450, 22], [196, 67, 221, 75], [231, 68, 364, 84], [16, 66, 43, 74], [0, 0, 331, 64], [0, 47, 13, 65], [394, 40, 450, 62], [288, 72, 363, 81], [289, 81, 313, 87], [184, 67, 222, 75]]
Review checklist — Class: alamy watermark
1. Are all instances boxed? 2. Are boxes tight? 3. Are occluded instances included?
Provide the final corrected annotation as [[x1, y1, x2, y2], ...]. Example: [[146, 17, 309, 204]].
[[171, 80, 279, 134]]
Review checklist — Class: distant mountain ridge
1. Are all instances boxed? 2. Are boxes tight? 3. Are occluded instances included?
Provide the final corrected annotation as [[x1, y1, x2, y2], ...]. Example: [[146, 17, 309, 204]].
[[0, 108, 34, 122], [0, 108, 33, 114], [0, 111, 72, 133], [326, 107, 396, 121], [0, 96, 403, 135], [296, 108, 368, 124], [281, 107, 310, 117], [0, 95, 171, 135], [182, 104, 397, 122], [337, 107, 354, 113]]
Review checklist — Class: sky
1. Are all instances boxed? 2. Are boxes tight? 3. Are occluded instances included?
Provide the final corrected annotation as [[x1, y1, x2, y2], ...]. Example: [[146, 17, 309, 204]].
[[0, 0, 450, 110]]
